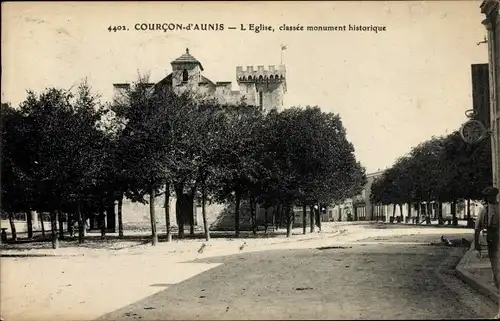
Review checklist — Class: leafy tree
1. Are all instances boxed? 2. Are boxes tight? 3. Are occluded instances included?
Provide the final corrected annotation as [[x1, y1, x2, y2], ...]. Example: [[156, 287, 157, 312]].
[[18, 88, 75, 248], [190, 102, 230, 241], [371, 125, 492, 226], [112, 75, 174, 246], [15, 81, 108, 246], [213, 104, 265, 238], [257, 106, 365, 237], [1, 102, 27, 240]]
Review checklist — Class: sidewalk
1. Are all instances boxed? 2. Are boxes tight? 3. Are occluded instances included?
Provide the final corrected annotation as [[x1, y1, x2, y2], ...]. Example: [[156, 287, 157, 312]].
[[0, 222, 372, 258], [0, 221, 472, 259], [455, 245, 500, 304]]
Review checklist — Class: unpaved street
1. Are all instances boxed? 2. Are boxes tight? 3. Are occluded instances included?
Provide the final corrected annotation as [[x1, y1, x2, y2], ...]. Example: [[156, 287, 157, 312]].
[[98, 232, 498, 320], [2, 225, 497, 320]]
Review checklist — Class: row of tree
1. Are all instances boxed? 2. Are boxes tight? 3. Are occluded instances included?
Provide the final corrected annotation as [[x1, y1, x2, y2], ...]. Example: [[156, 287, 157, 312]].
[[1, 76, 367, 248], [370, 128, 492, 225]]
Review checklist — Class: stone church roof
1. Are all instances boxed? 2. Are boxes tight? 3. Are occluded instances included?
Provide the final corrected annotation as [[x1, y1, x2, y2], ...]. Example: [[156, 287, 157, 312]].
[[171, 48, 204, 71]]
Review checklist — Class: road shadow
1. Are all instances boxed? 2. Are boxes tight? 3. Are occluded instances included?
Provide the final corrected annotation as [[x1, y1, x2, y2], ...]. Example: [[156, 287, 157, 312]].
[[96, 243, 476, 321], [367, 223, 471, 230]]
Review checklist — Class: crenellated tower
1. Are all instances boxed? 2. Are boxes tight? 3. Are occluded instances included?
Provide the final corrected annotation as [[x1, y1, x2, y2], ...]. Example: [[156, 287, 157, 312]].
[[112, 49, 287, 112], [236, 64, 287, 112]]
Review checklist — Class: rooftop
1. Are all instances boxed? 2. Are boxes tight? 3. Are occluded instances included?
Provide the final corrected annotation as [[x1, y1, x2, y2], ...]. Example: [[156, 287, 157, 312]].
[[170, 48, 204, 71]]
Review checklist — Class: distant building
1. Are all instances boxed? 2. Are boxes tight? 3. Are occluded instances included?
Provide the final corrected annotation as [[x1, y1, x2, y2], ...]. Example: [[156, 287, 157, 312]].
[[113, 48, 287, 112], [333, 169, 482, 224], [329, 170, 385, 222]]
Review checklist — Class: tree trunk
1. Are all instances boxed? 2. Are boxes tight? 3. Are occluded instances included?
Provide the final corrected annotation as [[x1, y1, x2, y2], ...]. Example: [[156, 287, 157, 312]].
[[175, 185, 185, 239], [278, 204, 284, 229], [189, 190, 195, 236], [99, 205, 106, 239], [286, 205, 293, 238], [467, 199, 471, 220], [50, 210, 59, 249], [176, 197, 185, 239], [201, 185, 210, 242], [77, 202, 84, 244], [7, 212, 17, 241], [26, 211, 33, 239], [399, 204, 403, 221], [271, 206, 276, 231], [392, 204, 397, 218], [451, 201, 457, 226], [106, 201, 116, 233], [251, 198, 257, 236], [416, 202, 421, 224], [264, 208, 269, 234], [310, 206, 315, 233], [235, 190, 241, 238], [466, 199, 473, 228], [149, 187, 158, 246], [67, 213, 72, 235], [165, 183, 172, 242], [118, 194, 124, 238], [40, 212, 46, 237], [58, 209, 65, 240], [438, 201, 444, 225], [302, 203, 307, 235], [316, 204, 322, 231]]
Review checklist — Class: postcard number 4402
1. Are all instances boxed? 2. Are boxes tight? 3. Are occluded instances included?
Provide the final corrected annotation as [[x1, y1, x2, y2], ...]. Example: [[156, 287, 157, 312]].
[[108, 26, 128, 32]]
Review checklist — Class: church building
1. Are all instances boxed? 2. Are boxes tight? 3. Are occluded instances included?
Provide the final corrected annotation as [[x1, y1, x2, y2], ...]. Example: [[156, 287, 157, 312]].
[[113, 48, 288, 231], [113, 48, 287, 112]]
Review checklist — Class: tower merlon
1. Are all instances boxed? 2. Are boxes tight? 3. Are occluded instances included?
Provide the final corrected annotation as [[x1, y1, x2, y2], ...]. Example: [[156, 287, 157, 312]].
[[216, 81, 232, 87], [236, 64, 287, 82], [113, 83, 131, 89]]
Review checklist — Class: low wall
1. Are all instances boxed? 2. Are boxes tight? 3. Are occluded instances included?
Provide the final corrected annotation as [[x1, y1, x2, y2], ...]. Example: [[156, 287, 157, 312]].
[[0, 220, 53, 235]]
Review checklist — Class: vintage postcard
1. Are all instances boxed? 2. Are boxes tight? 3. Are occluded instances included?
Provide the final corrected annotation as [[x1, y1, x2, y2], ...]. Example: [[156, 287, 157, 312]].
[[2, 1, 500, 320]]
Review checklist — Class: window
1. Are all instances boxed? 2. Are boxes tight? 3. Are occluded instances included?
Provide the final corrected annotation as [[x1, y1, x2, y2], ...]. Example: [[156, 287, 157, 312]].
[[357, 206, 366, 220], [259, 91, 263, 110], [182, 69, 188, 82]]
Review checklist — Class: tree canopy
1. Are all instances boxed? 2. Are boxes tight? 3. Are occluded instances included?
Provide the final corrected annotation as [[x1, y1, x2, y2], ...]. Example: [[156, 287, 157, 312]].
[[370, 128, 492, 207], [2, 79, 366, 243]]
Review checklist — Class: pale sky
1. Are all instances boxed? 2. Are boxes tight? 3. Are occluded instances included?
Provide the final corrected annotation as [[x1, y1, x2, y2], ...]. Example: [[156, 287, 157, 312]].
[[1, 1, 489, 173]]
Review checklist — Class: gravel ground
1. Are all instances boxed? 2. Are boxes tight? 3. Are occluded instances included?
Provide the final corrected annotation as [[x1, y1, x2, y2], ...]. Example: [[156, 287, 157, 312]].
[[98, 232, 497, 320], [1, 224, 485, 321]]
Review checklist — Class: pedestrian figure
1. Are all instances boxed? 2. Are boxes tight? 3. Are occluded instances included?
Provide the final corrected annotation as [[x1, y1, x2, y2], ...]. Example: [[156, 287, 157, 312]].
[[474, 186, 500, 289], [98, 211, 106, 239], [69, 218, 77, 237], [440, 235, 471, 247]]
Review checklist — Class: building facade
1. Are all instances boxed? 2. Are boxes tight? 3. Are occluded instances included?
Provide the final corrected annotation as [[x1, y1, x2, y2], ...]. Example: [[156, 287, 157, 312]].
[[113, 48, 287, 113], [329, 170, 384, 222], [481, 0, 500, 205], [330, 169, 482, 224]]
